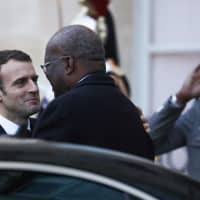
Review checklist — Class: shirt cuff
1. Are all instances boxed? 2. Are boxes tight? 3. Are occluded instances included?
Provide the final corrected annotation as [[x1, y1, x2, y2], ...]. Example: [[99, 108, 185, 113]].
[[169, 95, 185, 108]]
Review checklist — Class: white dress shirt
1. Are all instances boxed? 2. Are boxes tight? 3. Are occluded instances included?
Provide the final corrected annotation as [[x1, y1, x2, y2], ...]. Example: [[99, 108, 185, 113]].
[[0, 115, 19, 135]]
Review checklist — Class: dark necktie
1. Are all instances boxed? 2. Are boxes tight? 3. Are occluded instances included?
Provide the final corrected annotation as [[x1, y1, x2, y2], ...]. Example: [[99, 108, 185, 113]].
[[15, 124, 32, 138]]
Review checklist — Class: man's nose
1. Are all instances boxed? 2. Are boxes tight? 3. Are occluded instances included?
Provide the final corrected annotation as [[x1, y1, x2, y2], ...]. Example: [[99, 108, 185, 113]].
[[28, 80, 39, 93]]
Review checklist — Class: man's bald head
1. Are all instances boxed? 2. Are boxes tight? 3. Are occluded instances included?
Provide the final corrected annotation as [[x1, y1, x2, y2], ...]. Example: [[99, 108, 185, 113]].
[[43, 25, 106, 97], [46, 25, 105, 63]]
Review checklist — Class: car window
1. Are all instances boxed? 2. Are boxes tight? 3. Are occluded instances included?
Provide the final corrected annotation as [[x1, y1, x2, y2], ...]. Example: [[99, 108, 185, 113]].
[[0, 171, 152, 200]]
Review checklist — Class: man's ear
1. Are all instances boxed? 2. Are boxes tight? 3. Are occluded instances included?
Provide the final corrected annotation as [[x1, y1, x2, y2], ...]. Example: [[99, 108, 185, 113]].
[[64, 56, 74, 75]]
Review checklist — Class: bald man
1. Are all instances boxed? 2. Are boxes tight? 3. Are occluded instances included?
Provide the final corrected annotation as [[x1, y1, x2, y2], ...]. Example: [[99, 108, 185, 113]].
[[33, 25, 154, 160]]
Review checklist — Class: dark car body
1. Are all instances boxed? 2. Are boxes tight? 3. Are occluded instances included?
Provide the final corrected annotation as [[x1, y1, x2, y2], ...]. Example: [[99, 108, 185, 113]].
[[0, 138, 199, 199]]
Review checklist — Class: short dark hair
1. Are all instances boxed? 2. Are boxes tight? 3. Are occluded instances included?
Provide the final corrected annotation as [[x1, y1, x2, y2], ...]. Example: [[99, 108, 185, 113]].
[[48, 25, 105, 62], [0, 50, 32, 67], [0, 50, 32, 91]]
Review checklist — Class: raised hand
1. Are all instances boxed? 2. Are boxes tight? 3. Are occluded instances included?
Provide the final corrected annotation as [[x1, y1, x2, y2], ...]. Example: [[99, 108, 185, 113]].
[[176, 64, 200, 104]]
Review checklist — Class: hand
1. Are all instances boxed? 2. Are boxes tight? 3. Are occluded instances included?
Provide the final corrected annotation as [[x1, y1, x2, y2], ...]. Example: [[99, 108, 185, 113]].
[[176, 64, 200, 104], [136, 106, 151, 133]]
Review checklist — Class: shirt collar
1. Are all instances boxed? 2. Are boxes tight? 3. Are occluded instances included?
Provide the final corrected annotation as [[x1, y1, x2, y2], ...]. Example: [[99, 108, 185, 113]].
[[78, 71, 105, 83], [0, 115, 19, 135], [78, 74, 92, 83]]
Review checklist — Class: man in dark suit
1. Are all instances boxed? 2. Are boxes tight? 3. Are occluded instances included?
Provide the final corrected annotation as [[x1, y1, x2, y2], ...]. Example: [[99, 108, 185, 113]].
[[33, 25, 154, 160], [0, 50, 40, 137]]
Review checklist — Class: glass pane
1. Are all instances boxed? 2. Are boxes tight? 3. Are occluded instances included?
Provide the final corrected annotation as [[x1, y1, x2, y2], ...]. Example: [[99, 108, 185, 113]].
[[0, 171, 141, 200], [151, 0, 200, 44]]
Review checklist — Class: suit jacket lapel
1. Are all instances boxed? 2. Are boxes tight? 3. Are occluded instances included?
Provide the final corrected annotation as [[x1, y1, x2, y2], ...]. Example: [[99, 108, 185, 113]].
[[0, 125, 7, 135]]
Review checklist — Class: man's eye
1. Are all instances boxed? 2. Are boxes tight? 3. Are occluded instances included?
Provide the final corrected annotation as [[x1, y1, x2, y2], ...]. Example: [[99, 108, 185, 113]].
[[32, 76, 38, 83], [15, 79, 26, 87]]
